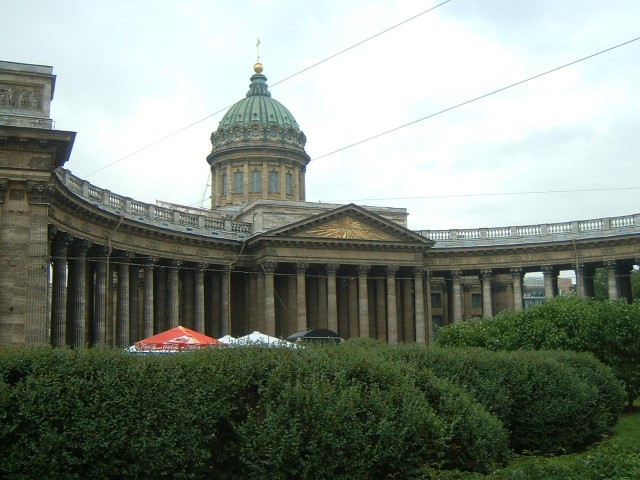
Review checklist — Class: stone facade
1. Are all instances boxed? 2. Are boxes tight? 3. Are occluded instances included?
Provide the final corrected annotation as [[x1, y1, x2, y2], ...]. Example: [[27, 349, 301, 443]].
[[1, 60, 639, 348]]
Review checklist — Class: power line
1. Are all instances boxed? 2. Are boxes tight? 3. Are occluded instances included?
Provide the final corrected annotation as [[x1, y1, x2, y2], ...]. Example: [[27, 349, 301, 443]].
[[83, 1, 453, 178], [311, 35, 640, 162], [320, 185, 640, 203], [189, 36, 640, 207]]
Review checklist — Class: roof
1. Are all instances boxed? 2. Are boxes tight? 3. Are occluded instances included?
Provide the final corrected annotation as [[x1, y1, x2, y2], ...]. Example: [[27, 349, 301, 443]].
[[217, 65, 300, 131]]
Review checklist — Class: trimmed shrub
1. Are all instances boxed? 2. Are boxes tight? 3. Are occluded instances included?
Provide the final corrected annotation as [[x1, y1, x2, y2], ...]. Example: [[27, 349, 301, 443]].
[[0, 344, 511, 479], [382, 344, 624, 454], [435, 296, 640, 406]]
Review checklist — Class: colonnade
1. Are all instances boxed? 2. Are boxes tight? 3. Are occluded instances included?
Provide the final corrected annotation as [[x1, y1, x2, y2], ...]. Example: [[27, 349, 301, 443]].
[[48, 229, 640, 348], [49, 232, 436, 347]]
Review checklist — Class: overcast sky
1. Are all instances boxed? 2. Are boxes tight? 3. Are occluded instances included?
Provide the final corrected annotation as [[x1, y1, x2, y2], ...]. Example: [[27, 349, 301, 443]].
[[2, 0, 639, 231]]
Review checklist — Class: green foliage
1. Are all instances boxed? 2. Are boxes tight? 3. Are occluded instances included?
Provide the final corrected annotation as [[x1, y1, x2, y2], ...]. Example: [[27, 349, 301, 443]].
[[415, 408, 640, 480], [382, 345, 623, 455], [435, 296, 640, 406], [593, 267, 609, 301], [631, 268, 640, 300], [0, 344, 511, 479]]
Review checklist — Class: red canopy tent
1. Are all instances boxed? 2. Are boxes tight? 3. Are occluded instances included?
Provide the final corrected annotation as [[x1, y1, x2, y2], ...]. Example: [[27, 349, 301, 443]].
[[134, 326, 222, 351]]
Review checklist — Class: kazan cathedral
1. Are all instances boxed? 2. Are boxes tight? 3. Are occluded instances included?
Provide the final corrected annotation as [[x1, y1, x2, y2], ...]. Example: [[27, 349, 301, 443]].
[[0, 60, 639, 347]]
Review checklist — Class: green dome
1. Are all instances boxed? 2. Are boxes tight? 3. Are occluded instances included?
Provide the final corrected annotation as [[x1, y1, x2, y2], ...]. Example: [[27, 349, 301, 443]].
[[210, 65, 307, 152], [218, 71, 300, 131]]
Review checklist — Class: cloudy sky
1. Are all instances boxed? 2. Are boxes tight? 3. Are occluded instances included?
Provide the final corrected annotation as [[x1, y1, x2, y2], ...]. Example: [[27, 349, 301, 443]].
[[2, 0, 639, 231]]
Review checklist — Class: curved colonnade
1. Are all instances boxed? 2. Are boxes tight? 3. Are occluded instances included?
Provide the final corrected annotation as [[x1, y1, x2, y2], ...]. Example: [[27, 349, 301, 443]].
[[45, 168, 640, 348]]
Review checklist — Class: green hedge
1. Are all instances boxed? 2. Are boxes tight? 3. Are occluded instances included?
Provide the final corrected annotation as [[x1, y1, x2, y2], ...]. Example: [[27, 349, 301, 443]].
[[381, 344, 625, 454], [0, 345, 510, 479], [434, 296, 640, 406]]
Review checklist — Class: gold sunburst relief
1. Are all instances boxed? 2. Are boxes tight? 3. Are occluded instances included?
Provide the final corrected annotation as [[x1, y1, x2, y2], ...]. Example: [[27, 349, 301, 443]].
[[299, 216, 395, 241]]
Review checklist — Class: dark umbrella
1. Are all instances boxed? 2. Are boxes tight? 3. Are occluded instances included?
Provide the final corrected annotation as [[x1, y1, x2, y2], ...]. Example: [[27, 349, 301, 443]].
[[286, 328, 342, 344]]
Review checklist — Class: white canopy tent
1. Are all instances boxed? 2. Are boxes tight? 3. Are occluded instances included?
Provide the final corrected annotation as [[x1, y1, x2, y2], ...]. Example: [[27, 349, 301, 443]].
[[233, 331, 296, 347]]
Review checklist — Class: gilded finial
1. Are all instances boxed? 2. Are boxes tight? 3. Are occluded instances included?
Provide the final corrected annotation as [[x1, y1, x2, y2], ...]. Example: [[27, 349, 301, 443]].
[[254, 38, 263, 73]]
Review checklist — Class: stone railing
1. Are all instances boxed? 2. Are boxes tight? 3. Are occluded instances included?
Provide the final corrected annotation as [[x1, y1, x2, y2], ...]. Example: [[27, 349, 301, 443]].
[[55, 168, 252, 240], [417, 214, 640, 248]]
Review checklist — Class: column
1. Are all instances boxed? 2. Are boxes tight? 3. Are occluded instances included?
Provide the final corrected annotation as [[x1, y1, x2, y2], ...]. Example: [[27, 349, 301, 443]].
[[451, 270, 463, 321], [69, 240, 92, 347], [256, 270, 265, 333], [286, 274, 296, 334], [51, 233, 72, 347], [220, 265, 230, 336], [129, 260, 140, 342], [386, 266, 399, 344], [357, 265, 370, 338], [116, 252, 132, 348], [348, 277, 358, 338], [25, 181, 56, 345], [247, 270, 257, 332], [480, 269, 493, 317], [93, 246, 109, 346], [154, 266, 167, 332], [263, 262, 277, 336], [210, 270, 222, 337], [541, 265, 556, 300], [142, 257, 156, 338], [326, 264, 339, 333], [576, 263, 593, 297], [181, 269, 194, 329], [296, 263, 309, 333], [510, 267, 524, 310], [425, 271, 433, 344], [375, 277, 386, 341], [414, 267, 426, 344], [605, 260, 620, 300], [167, 259, 182, 328], [195, 263, 206, 333], [399, 278, 412, 342], [317, 272, 328, 329]]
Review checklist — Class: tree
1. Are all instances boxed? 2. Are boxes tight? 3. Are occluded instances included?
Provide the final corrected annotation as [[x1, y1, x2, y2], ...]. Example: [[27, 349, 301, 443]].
[[593, 267, 608, 301], [435, 296, 640, 407]]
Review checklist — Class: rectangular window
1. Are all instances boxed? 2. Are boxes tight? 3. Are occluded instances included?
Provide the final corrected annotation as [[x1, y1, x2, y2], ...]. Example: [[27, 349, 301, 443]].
[[285, 172, 293, 195], [430, 292, 442, 308], [268, 171, 279, 193], [250, 170, 261, 193], [221, 173, 227, 195], [471, 293, 482, 308], [233, 171, 243, 195]]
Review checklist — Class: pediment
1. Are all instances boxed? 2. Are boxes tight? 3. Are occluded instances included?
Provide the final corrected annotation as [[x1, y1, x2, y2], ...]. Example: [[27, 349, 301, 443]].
[[248, 204, 434, 247], [292, 215, 397, 241]]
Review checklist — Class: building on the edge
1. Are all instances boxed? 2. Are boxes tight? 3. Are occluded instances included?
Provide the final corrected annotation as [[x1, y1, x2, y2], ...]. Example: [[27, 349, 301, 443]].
[[1, 60, 639, 347]]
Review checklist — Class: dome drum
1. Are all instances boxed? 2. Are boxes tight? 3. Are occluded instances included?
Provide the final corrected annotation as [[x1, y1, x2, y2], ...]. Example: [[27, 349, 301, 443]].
[[208, 64, 310, 208]]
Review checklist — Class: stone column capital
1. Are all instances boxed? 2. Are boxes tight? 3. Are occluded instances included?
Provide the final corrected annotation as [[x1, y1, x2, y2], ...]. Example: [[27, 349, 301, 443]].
[[195, 262, 208, 271], [510, 267, 523, 278], [357, 264, 371, 276], [541, 265, 556, 276], [262, 261, 277, 274], [414, 266, 425, 277], [25, 180, 55, 204], [450, 270, 462, 280], [296, 263, 309, 274], [143, 256, 158, 266], [170, 258, 183, 269], [386, 265, 399, 277], [72, 239, 92, 256], [326, 263, 339, 275], [604, 260, 617, 270], [52, 231, 73, 253], [480, 269, 493, 279]]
